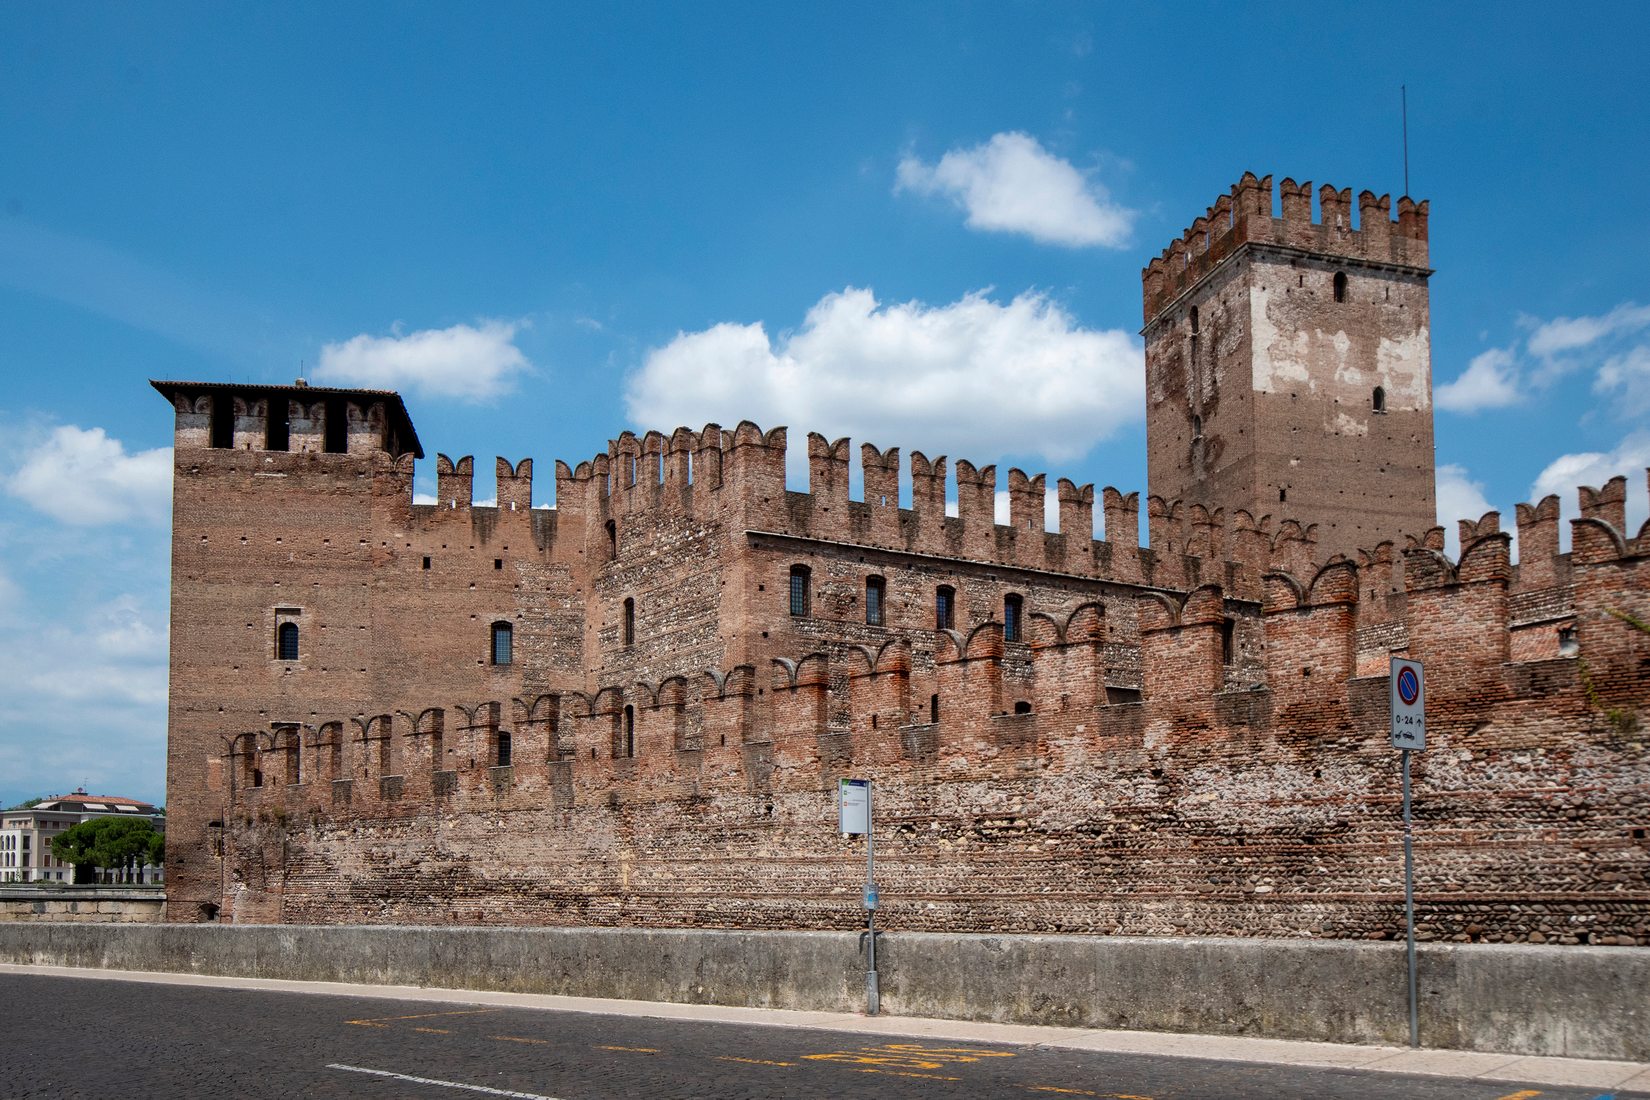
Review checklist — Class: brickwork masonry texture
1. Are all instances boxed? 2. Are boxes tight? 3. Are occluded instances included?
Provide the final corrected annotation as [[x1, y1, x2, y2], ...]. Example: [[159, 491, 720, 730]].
[[154, 169, 1646, 943], [162, 385, 1650, 945], [1142, 171, 1430, 327]]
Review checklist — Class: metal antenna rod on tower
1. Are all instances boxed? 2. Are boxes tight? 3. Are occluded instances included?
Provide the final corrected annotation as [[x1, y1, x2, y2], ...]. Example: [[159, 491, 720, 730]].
[[1402, 84, 1410, 196]]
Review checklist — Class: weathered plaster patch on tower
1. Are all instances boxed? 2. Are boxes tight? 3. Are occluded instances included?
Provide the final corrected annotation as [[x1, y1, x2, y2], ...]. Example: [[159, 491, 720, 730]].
[[1327, 328, 1366, 387], [1334, 412, 1369, 437], [1249, 284, 1312, 393], [1377, 328, 1430, 408]]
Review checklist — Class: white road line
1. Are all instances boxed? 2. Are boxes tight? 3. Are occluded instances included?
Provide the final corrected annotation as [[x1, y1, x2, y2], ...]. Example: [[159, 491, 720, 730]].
[[327, 1063, 568, 1099]]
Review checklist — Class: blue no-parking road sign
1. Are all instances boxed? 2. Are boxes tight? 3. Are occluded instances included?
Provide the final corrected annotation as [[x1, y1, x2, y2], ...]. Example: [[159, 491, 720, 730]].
[[1390, 657, 1426, 750]]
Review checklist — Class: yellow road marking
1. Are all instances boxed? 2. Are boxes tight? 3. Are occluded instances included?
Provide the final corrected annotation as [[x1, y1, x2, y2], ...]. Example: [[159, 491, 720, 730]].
[[346, 1009, 499, 1027], [411, 1027, 450, 1034], [882, 1043, 1017, 1059], [805, 1043, 1017, 1070], [597, 1044, 659, 1054], [1026, 1089, 1152, 1100], [717, 1056, 796, 1067], [492, 1036, 552, 1045], [856, 1068, 962, 1081], [807, 1044, 1018, 1070], [1493, 1092, 1542, 1100], [807, 1053, 947, 1069]]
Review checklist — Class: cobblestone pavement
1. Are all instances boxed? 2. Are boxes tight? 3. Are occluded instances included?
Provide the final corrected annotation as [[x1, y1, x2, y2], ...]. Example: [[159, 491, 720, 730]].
[[0, 972, 1642, 1100]]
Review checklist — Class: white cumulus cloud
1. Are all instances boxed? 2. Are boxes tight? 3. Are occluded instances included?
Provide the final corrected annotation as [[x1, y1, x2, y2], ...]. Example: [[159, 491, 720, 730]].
[[895, 132, 1134, 248], [1435, 463, 1499, 559], [1594, 343, 1650, 417], [1526, 302, 1650, 359], [6, 426, 171, 526], [1435, 347, 1523, 413], [315, 320, 529, 401], [1530, 431, 1650, 539], [0, 565, 20, 625], [625, 286, 1143, 468]]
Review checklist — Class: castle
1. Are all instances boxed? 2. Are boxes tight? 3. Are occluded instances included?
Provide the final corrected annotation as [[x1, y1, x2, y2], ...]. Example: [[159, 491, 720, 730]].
[[155, 175, 1650, 945]]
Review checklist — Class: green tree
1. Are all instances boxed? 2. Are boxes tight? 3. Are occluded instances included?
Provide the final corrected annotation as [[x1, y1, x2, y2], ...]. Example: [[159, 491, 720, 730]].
[[5, 797, 45, 810], [51, 817, 162, 884], [51, 820, 105, 884], [98, 818, 160, 883]]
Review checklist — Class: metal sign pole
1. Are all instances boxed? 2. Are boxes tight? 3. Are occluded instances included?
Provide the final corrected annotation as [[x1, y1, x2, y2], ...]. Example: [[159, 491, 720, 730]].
[[1402, 747, 1418, 1048], [865, 780, 879, 1015], [1389, 656, 1425, 1049]]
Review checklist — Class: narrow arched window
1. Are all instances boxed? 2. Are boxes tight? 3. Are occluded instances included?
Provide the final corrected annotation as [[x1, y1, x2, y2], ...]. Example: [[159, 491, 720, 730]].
[[605, 520, 617, 559], [1372, 385, 1386, 413], [1004, 594, 1024, 643], [935, 585, 955, 631], [622, 597, 635, 647], [789, 565, 811, 616], [1013, 700, 1032, 715], [1333, 271, 1348, 302], [622, 705, 636, 758], [865, 576, 885, 626], [930, 693, 940, 723], [490, 621, 513, 666], [496, 730, 512, 767], [276, 622, 299, 661], [1189, 305, 1200, 334]]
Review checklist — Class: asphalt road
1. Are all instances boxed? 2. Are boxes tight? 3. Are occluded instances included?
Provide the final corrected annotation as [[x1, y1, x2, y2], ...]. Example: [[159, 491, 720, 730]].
[[0, 972, 1638, 1100]]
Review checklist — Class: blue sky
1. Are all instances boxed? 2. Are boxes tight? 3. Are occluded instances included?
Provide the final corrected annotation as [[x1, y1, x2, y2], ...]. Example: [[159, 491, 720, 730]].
[[3, 3, 1648, 809]]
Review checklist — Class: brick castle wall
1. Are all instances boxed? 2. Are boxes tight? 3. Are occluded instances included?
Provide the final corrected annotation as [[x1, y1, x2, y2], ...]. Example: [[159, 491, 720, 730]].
[[160, 387, 1650, 945], [154, 171, 1647, 944]]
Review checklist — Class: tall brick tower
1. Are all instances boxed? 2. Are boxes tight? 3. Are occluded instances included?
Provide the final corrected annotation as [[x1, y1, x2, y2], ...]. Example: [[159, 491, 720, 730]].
[[1141, 174, 1436, 560], [151, 380, 422, 921]]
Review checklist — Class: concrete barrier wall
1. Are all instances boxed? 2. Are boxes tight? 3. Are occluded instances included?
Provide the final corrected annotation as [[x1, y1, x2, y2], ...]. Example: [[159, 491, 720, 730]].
[[0, 924, 1643, 1061], [0, 888, 165, 924]]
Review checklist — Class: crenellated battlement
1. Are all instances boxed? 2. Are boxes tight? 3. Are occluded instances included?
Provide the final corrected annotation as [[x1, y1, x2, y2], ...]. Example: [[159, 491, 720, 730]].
[[1141, 172, 1430, 325], [217, 504, 1647, 885], [152, 379, 423, 459], [220, 472, 1648, 794], [152, 373, 1644, 649]]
